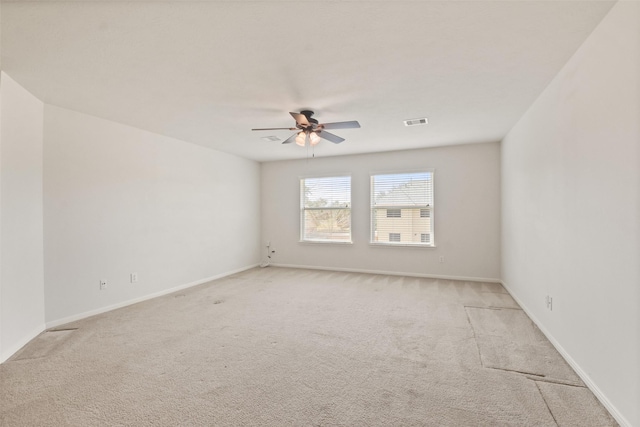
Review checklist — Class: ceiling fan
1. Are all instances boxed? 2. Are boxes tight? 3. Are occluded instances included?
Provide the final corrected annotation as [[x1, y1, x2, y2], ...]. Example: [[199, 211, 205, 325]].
[[252, 110, 360, 146]]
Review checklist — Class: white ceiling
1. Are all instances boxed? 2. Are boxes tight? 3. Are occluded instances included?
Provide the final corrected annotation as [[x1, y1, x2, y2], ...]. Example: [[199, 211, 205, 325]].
[[2, 1, 615, 162]]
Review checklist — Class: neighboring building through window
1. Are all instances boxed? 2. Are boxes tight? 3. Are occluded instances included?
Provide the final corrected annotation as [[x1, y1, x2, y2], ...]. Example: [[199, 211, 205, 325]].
[[300, 176, 351, 243], [387, 209, 401, 218], [371, 171, 434, 246]]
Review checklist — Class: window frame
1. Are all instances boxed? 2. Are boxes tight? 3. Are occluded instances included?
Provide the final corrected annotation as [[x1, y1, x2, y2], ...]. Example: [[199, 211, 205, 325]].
[[299, 174, 353, 244], [369, 169, 435, 248]]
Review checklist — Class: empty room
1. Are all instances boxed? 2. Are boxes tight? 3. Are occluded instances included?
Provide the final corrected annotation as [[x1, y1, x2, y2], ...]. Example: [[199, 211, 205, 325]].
[[0, 1, 638, 426]]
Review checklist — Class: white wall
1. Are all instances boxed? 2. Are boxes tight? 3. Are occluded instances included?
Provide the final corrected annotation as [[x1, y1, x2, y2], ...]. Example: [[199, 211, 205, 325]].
[[262, 142, 501, 281], [0, 5, 3, 360], [0, 73, 45, 362], [501, 2, 639, 426], [43, 105, 261, 324]]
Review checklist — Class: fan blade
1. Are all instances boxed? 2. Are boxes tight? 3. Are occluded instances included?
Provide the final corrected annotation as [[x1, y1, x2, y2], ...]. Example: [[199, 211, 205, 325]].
[[281, 133, 298, 144], [289, 112, 310, 127], [252, 127, 298, 131], [318, 130, 345, 144], [320, 121, 361, 130]]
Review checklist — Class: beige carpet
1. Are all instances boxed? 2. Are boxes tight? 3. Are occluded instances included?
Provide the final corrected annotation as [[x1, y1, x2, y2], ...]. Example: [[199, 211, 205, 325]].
[[0, 267, 617, 426]]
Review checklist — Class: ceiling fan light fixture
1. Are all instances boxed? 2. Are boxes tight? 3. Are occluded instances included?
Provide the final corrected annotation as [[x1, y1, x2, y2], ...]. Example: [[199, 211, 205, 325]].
[[295, 132, 306, 147], [310, 132, 321, 146]]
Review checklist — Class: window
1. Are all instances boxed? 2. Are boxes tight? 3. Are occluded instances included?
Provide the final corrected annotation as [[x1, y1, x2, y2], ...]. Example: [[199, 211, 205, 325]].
[[300, 176, 351, 243], [387, 209, 401, 218], [371, 171, 434, 246]]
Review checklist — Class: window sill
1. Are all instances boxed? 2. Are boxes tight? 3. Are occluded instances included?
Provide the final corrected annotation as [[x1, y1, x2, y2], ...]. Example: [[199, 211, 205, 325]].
[[369, 242, 436, 248], [299, 240, 353, 246]]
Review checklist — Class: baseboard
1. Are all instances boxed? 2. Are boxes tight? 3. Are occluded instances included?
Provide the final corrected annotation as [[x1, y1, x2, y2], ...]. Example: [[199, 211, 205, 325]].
[[500, 280, 631, 427], [45, 264, 259, 330], [270, 263, 501, 283], [0, 323, 46, 364]]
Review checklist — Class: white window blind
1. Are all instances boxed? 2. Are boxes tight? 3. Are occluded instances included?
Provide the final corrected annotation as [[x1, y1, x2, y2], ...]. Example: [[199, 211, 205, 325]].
[[300, 176, 351, 243], [371, 171, 434, 246]]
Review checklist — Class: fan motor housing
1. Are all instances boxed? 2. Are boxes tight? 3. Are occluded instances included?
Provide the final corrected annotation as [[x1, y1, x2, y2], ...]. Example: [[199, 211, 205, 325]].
[[298, 110, 319, 129]]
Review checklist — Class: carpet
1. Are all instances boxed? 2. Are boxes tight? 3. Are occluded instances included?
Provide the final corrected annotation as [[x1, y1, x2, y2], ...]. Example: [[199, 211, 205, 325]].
[[0, 267, 617, 426]]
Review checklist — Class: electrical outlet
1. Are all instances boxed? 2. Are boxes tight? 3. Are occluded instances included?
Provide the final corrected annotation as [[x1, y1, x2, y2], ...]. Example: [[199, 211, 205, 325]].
[[439, 256, 445, 263], [130, 273, 138, 283], [99, 279, 107, 290]]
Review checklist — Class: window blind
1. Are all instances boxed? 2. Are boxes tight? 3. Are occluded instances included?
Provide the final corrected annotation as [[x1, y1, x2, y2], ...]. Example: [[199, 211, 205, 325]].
[[300, 176, 351, 243], [371, 171, 434, 246]]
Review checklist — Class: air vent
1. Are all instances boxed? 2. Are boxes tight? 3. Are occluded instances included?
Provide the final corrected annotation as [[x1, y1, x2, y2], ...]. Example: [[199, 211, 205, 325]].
[[261, 136, 281, 142], [404, 118, 428, 127]]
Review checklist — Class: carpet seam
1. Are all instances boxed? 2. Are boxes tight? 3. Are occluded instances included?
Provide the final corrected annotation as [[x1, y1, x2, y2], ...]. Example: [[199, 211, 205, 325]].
[[530, 378, 588, 389], [463, 306, 485, 368], [534, 379, 560, 427], [463, 305, 523, 311], [483, 365, 546, 378]]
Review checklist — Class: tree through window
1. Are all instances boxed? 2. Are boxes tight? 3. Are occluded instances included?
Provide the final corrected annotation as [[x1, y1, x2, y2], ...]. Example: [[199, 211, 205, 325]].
[[300, 176, 351, 243]]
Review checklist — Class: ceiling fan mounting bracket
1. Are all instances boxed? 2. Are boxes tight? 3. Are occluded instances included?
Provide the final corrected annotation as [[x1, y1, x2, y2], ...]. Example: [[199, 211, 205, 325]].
[[297, 110, 319, 130]]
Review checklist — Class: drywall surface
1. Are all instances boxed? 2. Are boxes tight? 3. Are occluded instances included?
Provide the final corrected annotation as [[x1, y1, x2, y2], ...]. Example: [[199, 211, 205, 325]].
[[261, 142, 501, 281], [0, 0, 2, 362], [43, 105, 261, 323], [501, 2, 639, 425], [0, 67, 2, 363], [0, 73, 45, 362]]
